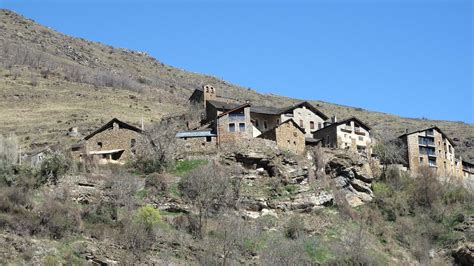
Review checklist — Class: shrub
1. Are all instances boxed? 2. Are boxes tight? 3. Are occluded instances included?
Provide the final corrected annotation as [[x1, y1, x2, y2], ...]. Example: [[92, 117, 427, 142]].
[[38, 153, 70, 185], [134, 205, 162, 232], [284, 216, 304, 240], [128, 156, 163, 174], [37, 193, 81, 239], [144, 173, 168, 193]]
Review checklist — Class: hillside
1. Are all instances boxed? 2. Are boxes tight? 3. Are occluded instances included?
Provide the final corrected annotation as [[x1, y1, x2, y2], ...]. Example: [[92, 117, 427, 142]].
[[0, 9, 473, 160]]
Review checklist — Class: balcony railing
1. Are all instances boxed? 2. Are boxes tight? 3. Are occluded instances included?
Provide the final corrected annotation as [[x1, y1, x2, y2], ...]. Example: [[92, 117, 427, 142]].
[[419, 139, 435, 146]]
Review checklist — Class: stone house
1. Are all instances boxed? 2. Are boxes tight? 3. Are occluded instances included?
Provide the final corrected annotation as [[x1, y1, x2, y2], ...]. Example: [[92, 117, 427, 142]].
[[258, 119, 306, 155], [462, 160, 474, 178], [190, 85, 327, 138], [214, 103, 253, 144], [204, 99, 327, 140], [312, 117, 372, 156], [398, 127, 463, 177], [72, 118, 152, 164], [175, 103, 252, 151]]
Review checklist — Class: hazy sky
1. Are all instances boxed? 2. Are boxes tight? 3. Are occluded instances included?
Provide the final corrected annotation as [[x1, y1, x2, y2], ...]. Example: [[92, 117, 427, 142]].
[[2, 0, 473, 123]]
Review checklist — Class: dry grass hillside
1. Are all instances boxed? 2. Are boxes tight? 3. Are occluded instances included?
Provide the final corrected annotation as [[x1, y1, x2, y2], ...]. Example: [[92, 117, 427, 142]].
[[0, 9, 472, 160]]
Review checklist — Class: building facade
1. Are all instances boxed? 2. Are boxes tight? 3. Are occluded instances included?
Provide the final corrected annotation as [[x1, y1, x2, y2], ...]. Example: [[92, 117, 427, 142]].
[[399, 127, 463, 177], [72, 118, 152, 164], [312, 117, 372, 156], [258, 119, 306, 155], [215, 103, 253, 144]]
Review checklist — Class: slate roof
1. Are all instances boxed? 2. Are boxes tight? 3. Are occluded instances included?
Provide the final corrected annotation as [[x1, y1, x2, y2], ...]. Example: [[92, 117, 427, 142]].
[[398, 126, 455, 147], [176, 129, 216, 138], [207, 100, 327, 118], [311, 117, 371, 134], [84, 118, 143, 140]]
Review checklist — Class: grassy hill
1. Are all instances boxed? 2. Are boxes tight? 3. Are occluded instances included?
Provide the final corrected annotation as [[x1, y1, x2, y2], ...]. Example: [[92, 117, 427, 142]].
[[1, 9, 473, 160]]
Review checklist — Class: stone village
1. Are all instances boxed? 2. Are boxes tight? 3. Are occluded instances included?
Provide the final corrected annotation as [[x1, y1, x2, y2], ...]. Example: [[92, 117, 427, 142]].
[[25, 84, 474, 180]]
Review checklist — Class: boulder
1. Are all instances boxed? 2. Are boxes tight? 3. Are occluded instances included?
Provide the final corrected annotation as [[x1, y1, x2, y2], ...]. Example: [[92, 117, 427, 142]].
[[353, 164, 374, 183], [452, 242, 474, 266], [261, 208, 278, 218], [350, 179, 373, 195]]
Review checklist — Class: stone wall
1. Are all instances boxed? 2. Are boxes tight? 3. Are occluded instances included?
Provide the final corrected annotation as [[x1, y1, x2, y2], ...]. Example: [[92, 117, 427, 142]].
[[216, 106, 253, 144], [176, 136, 217, 154], [274, 121, 306, 155], [313, 126, 338, 148], [84, 127, 150, 162]]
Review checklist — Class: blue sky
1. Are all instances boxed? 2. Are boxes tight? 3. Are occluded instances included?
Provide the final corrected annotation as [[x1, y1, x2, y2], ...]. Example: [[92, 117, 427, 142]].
[[2, 0, 473, 123]]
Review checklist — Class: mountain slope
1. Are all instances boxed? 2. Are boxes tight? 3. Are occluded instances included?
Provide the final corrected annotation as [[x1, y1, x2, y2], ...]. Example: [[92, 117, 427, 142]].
[[0, 9, 473, 160]]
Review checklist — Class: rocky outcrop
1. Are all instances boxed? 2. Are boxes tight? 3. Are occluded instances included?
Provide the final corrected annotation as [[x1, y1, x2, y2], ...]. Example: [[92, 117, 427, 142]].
[[324, 149, 375, 207], [452, 242, 474, 266], [224, 141, 375, 213]]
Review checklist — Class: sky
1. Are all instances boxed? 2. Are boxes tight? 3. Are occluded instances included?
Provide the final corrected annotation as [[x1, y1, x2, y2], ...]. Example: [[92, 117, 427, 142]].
[[2, 0, 473, 123]]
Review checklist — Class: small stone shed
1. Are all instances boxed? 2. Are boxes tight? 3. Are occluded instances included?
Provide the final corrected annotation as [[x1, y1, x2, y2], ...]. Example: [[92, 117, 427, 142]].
[[258, 119, 306, 155], [175, 128, 217, 154], [73, 118, 152, 164]]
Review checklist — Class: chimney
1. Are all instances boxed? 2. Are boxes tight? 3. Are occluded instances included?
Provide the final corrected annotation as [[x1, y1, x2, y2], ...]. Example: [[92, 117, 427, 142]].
[[331, 115, 337, 123], [405, 129, 409, 134]]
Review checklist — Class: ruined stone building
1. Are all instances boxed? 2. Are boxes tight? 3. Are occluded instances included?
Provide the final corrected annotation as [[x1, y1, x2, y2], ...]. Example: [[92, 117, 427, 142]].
[[71, 118, 152, 164], [258, 119, 306, 155], [399, 127, 464, 177], [461, 160, 474, 178], [312, 117, 372, 156]]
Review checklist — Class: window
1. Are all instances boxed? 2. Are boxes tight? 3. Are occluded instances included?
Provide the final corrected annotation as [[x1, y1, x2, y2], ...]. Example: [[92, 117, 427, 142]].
[[426, 129, 434, 136], [310, 121, 315, 130], [229, 123, 236, 132], [300, 120, 304, 127], [294, 141, 297, 145], [444, 161, 447, 169], [97, 142, 103, 148], [206, 136, 212, 142], [358, 136, 363, 141], [420, 157, 424, 164], [130, 139, 137, 155], [346, 121, 351, 126], [429, 158, 437, 167], [318, 122, 322, 129], [239, 123, 246, 132]]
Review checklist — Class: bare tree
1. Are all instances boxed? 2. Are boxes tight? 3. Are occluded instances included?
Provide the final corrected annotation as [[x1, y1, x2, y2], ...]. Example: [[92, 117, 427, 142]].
[[178, 162, 240, 238], [372, 131, 406, 180]]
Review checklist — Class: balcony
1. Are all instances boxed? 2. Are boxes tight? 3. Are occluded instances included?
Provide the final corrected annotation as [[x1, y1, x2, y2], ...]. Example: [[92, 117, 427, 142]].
[[354, 128, 365, 136], [341, 126, 352, 133]]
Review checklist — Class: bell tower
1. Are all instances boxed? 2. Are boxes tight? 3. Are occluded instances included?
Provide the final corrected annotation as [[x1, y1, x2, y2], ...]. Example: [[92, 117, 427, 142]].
[[203, 84, 216, 108]]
